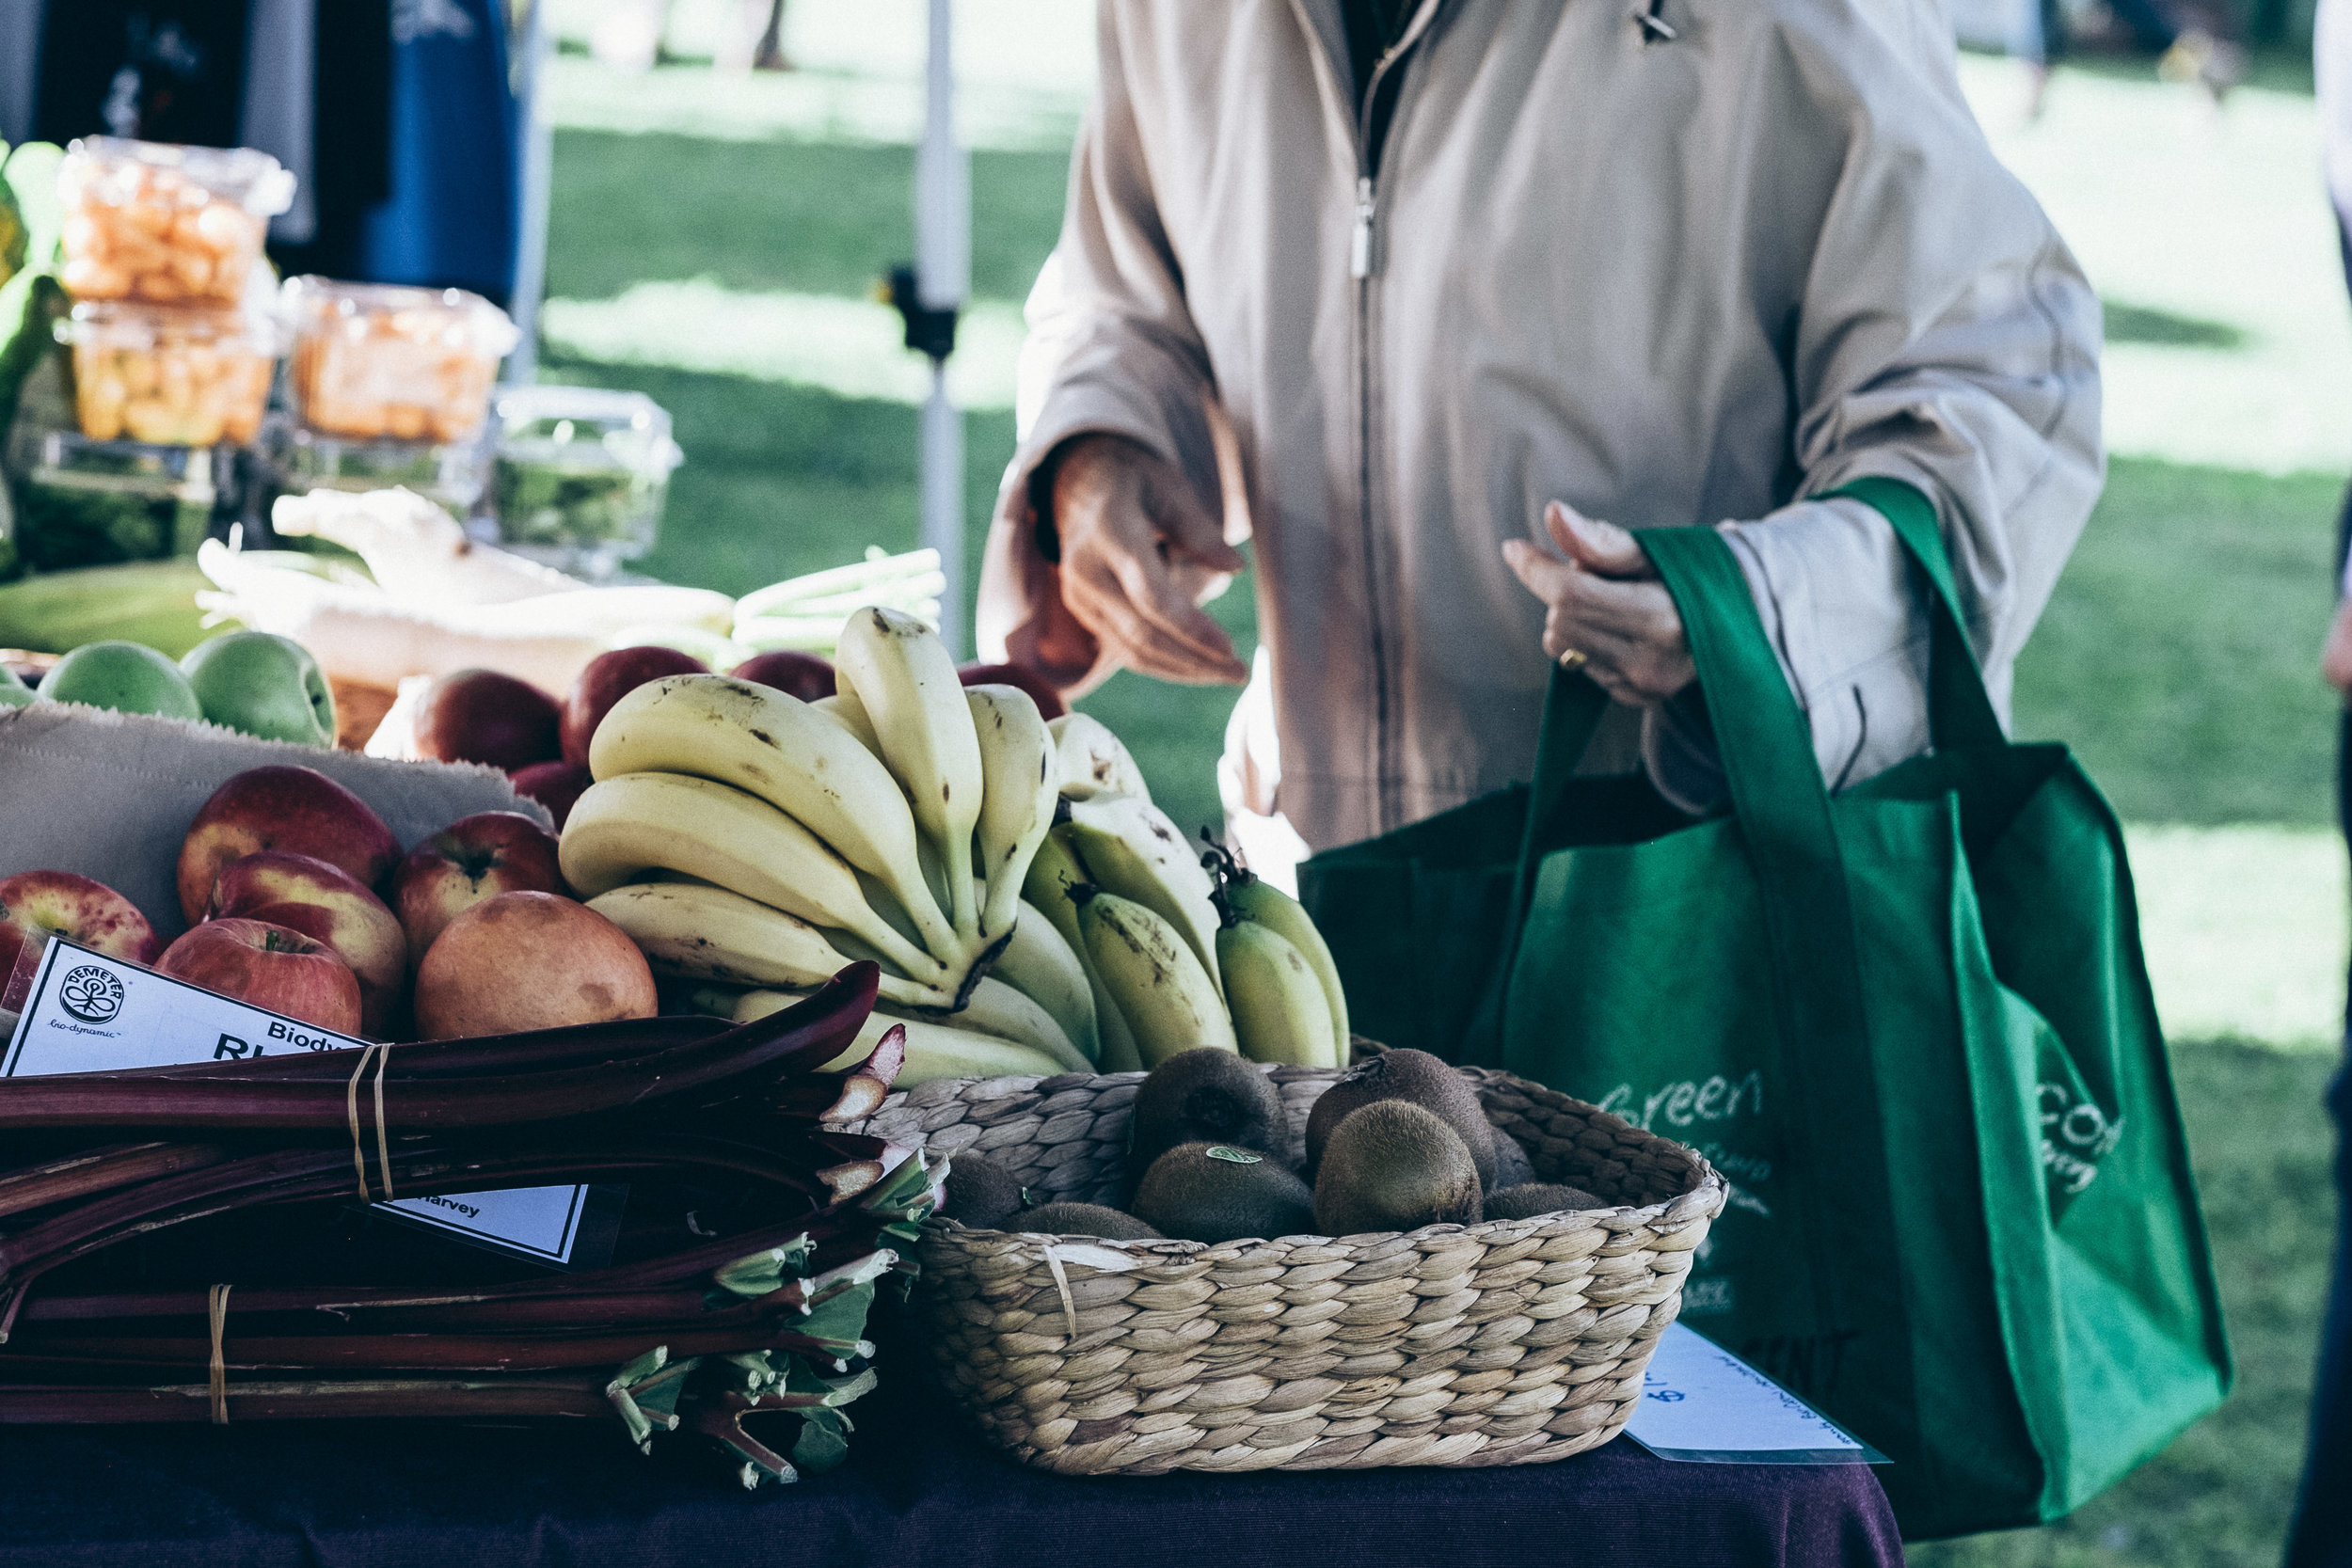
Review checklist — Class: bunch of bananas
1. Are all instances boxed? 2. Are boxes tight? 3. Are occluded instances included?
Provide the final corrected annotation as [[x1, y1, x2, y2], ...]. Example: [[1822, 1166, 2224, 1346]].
[[1022, 765, 1350, 1076], [559, 605, 1348, 1084]]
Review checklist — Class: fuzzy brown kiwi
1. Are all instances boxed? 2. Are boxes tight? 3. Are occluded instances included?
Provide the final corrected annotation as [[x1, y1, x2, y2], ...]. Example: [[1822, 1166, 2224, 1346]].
[[1127, 1047, 1287, 1178], [941, 1153, 1027, 1229], [1481, 1182, 1606, 1222], [1011, 1202, 1164, 1241], [1132, 1142, 1317, 1243], [1303, 1049, 1496, 1188], [1491, 1131, 1536, 1191], [1312, 1101, 1483, 1237]]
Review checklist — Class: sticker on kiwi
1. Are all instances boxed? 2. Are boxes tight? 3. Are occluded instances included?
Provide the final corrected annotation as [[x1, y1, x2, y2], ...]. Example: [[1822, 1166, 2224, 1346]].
[[1204, 1146, 1263, 1164]]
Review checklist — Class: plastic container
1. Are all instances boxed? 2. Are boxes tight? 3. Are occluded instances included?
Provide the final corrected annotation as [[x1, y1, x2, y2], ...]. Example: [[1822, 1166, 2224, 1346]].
[[57, 138, 294, 308], [55, 301, 283, 447], [261, 415, 491, 515], [284, 277, 518, 444], [4, 423, 218, 573], [488, 385, 681, 578]]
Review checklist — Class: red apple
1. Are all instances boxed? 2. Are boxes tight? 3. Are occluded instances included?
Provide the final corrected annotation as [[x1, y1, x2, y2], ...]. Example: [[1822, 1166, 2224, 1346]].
[[176, 765, 402, 925], [563, 646, 707, 766], [391, 812, 568, 964], [156, 918, 362, 1036], [730, 651, 835, 703], [415, 669, 563, 773], [412, 890, 656, 1039], [509, 761, 596, 831], [206, 851, 406, 1035], [958, 661, 1067, 720], [0, 871, 160, 1007]]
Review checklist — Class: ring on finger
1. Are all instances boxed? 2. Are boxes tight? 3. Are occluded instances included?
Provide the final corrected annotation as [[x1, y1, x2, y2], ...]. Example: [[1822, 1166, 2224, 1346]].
[[1557, 647, 1589, 673]]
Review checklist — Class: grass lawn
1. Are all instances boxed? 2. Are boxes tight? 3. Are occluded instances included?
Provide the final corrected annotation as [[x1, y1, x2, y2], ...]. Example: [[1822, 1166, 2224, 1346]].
[[539, 23, 2345, 1560]]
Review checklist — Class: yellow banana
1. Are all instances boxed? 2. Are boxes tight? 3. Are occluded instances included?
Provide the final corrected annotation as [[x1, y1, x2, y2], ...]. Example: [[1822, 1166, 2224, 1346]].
[[588, 673, 959, 962], [562, 771, 948, 985], [1049, 712, 1152, 802], [1217, 920, 1336, 1068], [812, 689, 882, 753], [1078, 889, 1236, 1069], [834, 606, 986, 945], [988, 900, 1100, 1061], [966, 685, 1057, 943], [586, 880, 953, 1009], [892, 975, 1088, 1073], [1024, 833, 1142, 1072], [1060, 794, 1223, 989], [1224, 873, 1350, 1066], [736, 993, 1067, 1084]]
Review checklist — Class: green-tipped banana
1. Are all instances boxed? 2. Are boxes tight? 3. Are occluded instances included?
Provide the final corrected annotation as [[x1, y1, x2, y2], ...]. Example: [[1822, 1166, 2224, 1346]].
[[562, 771, 950, 987], [586, 880, 952, 1009], [1218, 920, 1336, 1068], [1025, 834, 1142, 1072], [896, 975, 1088, 1073], [735, 995, 1066, 1084], [1049, 712, 1151, 801], [1078, 888, 1236, 1068], [989, 900, 1100, 1061], [1225, 873, 1349, 1066], [1059, 794, 1222, 989], [834, 606, 986, 945], [966, 685, 1057, 942], [588, 673, 958, 962]]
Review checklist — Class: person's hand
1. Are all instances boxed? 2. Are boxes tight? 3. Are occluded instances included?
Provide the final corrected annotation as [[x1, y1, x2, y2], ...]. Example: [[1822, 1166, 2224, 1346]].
[[2323, 594, 2352, 697], [1049, 433, 1249, 685], [1502, 500, 1696, 707]]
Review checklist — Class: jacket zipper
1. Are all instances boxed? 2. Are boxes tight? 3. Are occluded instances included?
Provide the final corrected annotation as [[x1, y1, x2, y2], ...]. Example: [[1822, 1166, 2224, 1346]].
[[1349, 4, 1439, 829]]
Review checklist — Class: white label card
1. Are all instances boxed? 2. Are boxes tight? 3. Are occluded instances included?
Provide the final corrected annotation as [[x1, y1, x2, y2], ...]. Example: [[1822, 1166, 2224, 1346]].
[[1624, 1324, 1887, 1465], [3, 938, 592, 1264]]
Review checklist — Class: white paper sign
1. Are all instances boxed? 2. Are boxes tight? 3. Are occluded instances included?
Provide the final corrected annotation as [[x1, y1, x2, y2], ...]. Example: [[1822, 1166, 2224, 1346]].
[[1625, 1324, 1885, 1465], [4, 937, 591, 1264]]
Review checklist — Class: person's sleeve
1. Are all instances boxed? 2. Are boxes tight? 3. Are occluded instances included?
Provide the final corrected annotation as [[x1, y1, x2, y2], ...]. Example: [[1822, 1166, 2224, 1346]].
[[1642, 5, 2104, 816], [974, 4, 1224, 695]]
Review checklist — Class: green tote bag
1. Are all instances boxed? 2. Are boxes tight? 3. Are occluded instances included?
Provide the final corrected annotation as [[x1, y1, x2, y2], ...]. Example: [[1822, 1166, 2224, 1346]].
[[1298, 482, 2231, 1538]]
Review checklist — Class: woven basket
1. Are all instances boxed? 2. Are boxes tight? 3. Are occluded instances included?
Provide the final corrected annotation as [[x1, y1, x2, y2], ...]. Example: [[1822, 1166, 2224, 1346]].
[[849, 1059, 1726, 1476]]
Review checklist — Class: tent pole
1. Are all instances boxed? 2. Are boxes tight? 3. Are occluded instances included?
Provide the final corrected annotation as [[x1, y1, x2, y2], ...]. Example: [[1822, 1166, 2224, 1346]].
[[914, 0, 970, 657], [508, 0, 555, 385]]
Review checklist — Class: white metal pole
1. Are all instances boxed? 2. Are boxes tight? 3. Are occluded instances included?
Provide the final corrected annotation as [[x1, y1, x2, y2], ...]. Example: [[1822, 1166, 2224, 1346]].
[[914, 0, 971, 656], [507, 0, 556, 385]]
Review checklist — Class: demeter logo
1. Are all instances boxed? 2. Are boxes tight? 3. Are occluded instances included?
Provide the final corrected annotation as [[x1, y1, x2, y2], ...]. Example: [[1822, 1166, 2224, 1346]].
[[58, 965, 125, 1024]]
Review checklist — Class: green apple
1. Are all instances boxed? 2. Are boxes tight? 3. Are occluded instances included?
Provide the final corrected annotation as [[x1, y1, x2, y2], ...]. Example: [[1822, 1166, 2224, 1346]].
[[0, 665, 33, 709], [36, 640, 202, 721], [180, 631, 336, 747]]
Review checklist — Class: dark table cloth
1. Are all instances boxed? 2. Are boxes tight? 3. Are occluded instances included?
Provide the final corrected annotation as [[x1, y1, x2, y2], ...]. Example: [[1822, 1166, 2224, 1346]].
[[0, 1371, 1902, 1568]]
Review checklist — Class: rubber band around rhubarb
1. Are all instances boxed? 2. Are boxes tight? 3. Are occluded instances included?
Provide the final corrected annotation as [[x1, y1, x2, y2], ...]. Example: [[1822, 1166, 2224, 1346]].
[[372, 1044, 393, 1200], [208, 1283, 231, 1425], [344, 1042, 395, 1200]]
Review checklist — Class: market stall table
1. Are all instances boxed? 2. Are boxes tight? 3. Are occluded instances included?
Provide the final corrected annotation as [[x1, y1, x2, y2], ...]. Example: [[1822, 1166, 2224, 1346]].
[[0, 1343, 1903, 1568]]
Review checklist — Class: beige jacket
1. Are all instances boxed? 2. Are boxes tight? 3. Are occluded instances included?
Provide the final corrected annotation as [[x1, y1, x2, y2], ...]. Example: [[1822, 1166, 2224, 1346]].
[[978, 0, 2102, 855]]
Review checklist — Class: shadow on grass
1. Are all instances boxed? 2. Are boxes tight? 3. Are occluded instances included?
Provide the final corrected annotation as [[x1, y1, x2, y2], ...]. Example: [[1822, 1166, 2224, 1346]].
[[2103, 300, 2250, 351]]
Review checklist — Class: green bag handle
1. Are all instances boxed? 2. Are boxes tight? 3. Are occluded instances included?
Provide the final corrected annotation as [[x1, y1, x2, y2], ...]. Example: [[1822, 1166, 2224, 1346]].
[[1515, 481, 2000, 837], [1484, 483, 2003, 1061]]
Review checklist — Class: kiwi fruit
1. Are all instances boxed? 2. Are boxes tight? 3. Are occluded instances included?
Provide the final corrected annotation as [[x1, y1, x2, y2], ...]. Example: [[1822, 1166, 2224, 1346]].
[[1128, 1047, 1287, 1178], [941, 1153, 1026, 1228], [1313, 1101, 1483, 1237], [1492, 1132, 1536, 1191], [1011, 1202, 1164, 1241], [1304, 1049, 1496, 1189], [1482, 1182, 1606, 1222], [1133, 1142, 1317, 1243]]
